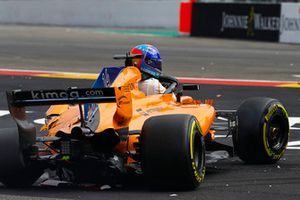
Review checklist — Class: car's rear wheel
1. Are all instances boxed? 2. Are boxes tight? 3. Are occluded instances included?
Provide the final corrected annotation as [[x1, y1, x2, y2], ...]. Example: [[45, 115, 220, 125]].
[[0, 128, 44, 187], [234, 97, 290, 164], [1, 164, 45, 188], [141, 114, 205, 190]]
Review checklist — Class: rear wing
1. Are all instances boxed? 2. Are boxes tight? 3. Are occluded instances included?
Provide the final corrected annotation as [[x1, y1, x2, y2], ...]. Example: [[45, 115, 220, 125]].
[[6, 88, 116, 107], [6, 86, 132, 145]]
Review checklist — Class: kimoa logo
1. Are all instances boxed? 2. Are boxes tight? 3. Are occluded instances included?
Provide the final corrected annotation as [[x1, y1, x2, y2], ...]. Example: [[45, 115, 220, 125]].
[[31, 91, 80, 99], [30, 89, 104, 99]]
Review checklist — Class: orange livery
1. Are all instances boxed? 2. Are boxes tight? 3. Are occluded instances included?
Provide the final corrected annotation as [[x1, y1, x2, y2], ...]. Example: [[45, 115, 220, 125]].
[[0, 53, 290, 189]]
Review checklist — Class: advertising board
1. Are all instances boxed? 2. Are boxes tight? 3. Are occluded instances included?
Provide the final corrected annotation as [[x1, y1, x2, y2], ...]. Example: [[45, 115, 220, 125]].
[[280, 3, 300, 44], [191, 3, 281, 41]]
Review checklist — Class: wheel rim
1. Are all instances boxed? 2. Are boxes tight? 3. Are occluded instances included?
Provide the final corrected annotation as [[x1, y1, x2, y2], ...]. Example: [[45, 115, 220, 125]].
[[266, 115, 288, 152]]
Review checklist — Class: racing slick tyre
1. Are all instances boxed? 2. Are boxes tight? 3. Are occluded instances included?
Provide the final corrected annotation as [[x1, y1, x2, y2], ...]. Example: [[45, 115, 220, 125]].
[[141, 114, 205, 190], [0, 128, 44, 187], [234, 97, 290, 164]]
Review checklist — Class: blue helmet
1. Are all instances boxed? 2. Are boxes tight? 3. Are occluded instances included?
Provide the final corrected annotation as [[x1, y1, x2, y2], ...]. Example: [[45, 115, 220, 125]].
[[130, 44, 162, 78]]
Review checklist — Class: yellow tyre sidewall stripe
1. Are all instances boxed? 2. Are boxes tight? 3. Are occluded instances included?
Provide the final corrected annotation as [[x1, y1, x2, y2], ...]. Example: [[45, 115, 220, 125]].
[[263, 104, 290, 159], [189, 121, 205, 183]]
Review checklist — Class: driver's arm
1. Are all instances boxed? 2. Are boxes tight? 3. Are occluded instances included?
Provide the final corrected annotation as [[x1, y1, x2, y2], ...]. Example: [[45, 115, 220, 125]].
[[138, 78, 166, 96]]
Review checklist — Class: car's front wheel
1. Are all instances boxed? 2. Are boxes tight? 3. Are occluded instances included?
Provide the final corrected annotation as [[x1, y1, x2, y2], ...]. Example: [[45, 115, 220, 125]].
[[234, 97, 290, 164]]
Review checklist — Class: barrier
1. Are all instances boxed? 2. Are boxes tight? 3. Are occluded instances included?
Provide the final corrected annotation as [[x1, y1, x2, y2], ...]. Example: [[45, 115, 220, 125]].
[[191, 3, 281, 42], [179, 0, 195, 34], [0, 0, 180, 29], [280, 3, 300, 44], [1, 0, 299, 43]]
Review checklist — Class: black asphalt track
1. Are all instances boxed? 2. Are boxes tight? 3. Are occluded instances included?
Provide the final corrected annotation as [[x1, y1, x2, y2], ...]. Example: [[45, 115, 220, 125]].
[[0, 76, 299, 200]]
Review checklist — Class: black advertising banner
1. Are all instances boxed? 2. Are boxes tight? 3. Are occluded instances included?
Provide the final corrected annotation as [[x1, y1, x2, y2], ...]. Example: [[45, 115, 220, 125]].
[[191, 3, 281, 41]]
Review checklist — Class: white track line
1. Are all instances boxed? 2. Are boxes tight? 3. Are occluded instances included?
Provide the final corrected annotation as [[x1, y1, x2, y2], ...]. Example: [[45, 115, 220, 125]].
[[0, 110, 9, 117], [287, 147, 300, 150], [292, 74, 300, 78]]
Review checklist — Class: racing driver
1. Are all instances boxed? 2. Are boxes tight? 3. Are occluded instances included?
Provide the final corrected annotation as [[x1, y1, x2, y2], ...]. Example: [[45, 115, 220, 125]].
[[130, 44, 166, 96]]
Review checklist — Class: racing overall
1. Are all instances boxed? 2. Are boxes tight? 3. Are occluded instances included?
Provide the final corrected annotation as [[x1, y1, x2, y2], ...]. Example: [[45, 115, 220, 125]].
[[138, 77, 166, 96]]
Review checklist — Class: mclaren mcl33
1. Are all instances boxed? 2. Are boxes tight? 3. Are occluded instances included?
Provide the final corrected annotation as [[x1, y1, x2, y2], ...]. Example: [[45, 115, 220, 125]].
[[0, 54, 290, 190]]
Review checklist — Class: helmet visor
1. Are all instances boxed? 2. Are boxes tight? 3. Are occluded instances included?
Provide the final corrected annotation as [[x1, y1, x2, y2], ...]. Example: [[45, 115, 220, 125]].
[[145, 58, 162, 72]]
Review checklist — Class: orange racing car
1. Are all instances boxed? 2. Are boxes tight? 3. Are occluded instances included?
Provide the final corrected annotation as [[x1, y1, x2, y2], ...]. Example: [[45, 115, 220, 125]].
[[0, 54, 290, 189]]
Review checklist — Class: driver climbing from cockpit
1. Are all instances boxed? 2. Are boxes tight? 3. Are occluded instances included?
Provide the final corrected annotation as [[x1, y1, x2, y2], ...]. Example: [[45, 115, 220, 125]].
[[129, 44, 166, 96]]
